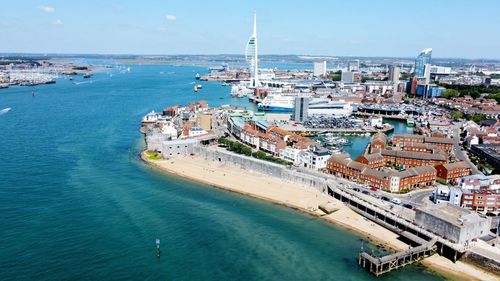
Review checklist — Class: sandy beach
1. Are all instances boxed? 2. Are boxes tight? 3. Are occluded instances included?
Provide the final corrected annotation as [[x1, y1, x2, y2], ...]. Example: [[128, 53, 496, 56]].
[[142, 152, 499, 281]]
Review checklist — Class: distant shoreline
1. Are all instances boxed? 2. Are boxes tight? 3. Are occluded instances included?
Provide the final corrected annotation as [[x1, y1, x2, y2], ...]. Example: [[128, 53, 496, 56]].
[[140, 151, 498, 281]]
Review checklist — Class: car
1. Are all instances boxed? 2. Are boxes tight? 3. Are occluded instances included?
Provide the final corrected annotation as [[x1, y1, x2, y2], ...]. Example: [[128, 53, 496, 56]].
[[390, 198, 402, 205], [381, 196, 390, 202], [403, 203, 413, 209], [345, 185, 353, 189], [371, 193, 380, 199], [353, 187, 360, 192], [362, 190, 370, 195], [370, 187, 378, 192]]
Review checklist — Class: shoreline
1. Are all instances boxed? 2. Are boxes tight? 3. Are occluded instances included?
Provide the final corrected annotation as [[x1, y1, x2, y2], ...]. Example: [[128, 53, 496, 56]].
[[141, 151, 498, 281]]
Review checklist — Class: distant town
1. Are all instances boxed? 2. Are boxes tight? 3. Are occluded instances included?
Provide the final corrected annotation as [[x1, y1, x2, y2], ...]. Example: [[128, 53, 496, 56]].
[[138, 15, 500, 278]]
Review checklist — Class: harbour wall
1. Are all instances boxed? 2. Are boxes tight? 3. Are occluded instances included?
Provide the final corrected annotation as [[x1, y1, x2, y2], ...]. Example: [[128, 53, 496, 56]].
[[193, 146, 329, 194]]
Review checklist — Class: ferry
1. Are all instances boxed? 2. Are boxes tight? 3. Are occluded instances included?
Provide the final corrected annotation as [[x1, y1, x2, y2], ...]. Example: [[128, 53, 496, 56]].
[[257, 95, 295, 112], [308, 99, 354, 117]]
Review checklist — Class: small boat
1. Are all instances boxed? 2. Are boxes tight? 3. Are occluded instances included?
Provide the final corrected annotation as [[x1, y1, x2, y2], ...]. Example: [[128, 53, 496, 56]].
[[193, 84, 202, 92], [221, 82, 229, 86], [83, 73, 92, 79], [0, 107, 11, 115], [195, 73, 200, 80], [407, 118, 415, 127]]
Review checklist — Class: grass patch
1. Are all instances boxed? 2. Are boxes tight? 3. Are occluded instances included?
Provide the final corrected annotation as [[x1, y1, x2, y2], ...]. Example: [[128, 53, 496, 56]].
[[145, 150, 162, 160]]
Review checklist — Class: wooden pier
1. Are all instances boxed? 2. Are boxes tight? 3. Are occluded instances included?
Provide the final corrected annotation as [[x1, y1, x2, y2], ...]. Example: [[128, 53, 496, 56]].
[[358, 238, 437, 276]]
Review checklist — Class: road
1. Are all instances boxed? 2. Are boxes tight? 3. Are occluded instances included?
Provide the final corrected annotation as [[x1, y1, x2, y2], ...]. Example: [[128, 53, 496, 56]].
[[451, 124, 482, 175]]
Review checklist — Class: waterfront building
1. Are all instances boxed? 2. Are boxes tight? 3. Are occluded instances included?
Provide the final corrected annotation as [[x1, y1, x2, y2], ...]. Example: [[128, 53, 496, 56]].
[[381, 149, 447, 168], [388, 65, 400, 82], [415, 203, 491, 246], [299, 146, 331, 170], [246, 13, 259, 88], [326, 156, 437, 192], [432, 185, 463, 206], [313, 61, 327, 77], [292, 96, 310, 122], [369, 132, 387, 153], [161, 139, 200, 158], [392, 134, 453, 152], [414, 48, 432, 78]]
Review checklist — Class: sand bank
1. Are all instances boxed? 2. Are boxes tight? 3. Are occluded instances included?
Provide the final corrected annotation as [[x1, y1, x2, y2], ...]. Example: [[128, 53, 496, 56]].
[[142, 152, 498, 281]]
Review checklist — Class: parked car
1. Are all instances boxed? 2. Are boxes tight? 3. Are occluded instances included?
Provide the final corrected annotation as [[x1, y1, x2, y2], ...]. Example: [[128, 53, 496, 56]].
[[362, 190, 370, 195], [353, 187, 360, 192], [390, 198, 402, 205], [370, 187, 377, 192], [381, 196, 390, 202], [403, 203, 413, 209]]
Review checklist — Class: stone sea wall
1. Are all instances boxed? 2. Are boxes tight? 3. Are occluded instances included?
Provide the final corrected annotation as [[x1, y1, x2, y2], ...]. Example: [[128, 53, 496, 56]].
[[193, 145, 330, 194]]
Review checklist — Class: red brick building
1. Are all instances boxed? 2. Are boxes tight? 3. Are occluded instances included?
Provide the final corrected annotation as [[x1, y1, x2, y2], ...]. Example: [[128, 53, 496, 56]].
[[356, 153, 386, 169], [435, 161, 471, 184], [397, 166, 437, 191], [369, 132, 387, 153], [392, 134, 454, 152], [326, 156, 366, 180], [381, 149, 447, 168], [461, 190, 499, 213]]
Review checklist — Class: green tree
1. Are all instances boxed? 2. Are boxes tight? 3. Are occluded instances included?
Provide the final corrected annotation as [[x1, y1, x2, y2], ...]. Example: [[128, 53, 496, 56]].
[[442, 89, 460, 99], [451, 110, 464, 121], [471, 114, 487, 123]]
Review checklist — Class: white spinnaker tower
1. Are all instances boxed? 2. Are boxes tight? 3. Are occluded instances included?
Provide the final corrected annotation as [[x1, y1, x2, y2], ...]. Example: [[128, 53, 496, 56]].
[[245, 13, 259, 88]]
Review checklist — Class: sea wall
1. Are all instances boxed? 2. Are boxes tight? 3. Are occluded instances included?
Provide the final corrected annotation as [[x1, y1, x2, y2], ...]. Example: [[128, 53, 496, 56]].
[[193, 146, 329, 194]]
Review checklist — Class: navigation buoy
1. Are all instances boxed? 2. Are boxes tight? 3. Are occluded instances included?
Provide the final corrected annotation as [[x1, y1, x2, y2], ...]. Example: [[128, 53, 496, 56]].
[[156, 238, 161, 258]]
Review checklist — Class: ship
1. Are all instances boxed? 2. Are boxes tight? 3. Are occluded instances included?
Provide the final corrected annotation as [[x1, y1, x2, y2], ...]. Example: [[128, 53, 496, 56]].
[[308, 98, 354, 117], [257, 95, 295, 112]]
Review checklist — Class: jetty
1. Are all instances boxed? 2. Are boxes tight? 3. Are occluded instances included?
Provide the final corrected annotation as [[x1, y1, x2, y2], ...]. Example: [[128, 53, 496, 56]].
[[359, 237, 437, 276], [326, 183, 468, 275]]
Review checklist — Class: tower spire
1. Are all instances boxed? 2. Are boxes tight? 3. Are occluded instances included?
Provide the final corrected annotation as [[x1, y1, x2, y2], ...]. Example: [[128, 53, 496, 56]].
[[245, 13, 259, 88]]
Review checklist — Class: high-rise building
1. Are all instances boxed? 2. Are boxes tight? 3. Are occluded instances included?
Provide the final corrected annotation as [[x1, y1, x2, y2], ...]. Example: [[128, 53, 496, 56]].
[[348, 60, 360, 72], [414, 48, 432, 77], [292, 96, 310, 122], [388, 65, 401, 82], [341, 71, 360, 83], [245, 13, 259, 88], [423, 64, 431, 84], [313, 61, 327, 77]]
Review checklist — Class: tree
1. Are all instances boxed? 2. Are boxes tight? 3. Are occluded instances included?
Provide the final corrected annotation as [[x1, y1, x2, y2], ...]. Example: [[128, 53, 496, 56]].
[[442, 89, 460, 99], [451, 110, 464, 121], [471, 114, 487, 123]]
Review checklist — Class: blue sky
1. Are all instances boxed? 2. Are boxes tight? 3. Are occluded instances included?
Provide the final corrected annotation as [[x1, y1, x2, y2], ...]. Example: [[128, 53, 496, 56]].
[[1, 0, 499, 58]]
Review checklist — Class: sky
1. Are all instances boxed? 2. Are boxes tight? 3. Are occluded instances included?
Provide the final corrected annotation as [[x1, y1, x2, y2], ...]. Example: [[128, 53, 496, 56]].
[[0, 0, 499, 59]]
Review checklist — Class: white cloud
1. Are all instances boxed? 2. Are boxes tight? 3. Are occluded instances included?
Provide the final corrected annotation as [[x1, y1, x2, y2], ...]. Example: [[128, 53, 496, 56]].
[[165, 14, 176, 21], [51, 19, 63, 25], [39, 5, 55, 13]]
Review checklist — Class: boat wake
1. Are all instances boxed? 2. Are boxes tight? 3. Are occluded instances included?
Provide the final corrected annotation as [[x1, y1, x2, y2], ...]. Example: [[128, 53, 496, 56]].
[[0, 107, 11, 115]]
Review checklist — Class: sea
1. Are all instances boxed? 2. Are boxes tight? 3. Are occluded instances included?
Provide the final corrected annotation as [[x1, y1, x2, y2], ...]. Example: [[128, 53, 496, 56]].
[[0, 63, 445, 280]]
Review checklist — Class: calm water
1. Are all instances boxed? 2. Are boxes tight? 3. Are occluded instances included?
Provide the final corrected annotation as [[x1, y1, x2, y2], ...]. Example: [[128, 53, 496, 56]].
[[342, 119, 413, 159], [0, 64, 444, 280]]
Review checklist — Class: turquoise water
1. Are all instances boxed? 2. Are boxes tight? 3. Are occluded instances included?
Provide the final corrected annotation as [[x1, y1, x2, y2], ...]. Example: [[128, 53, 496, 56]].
[[342, 119, 414, 159], [0, 64, 444, 280]]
